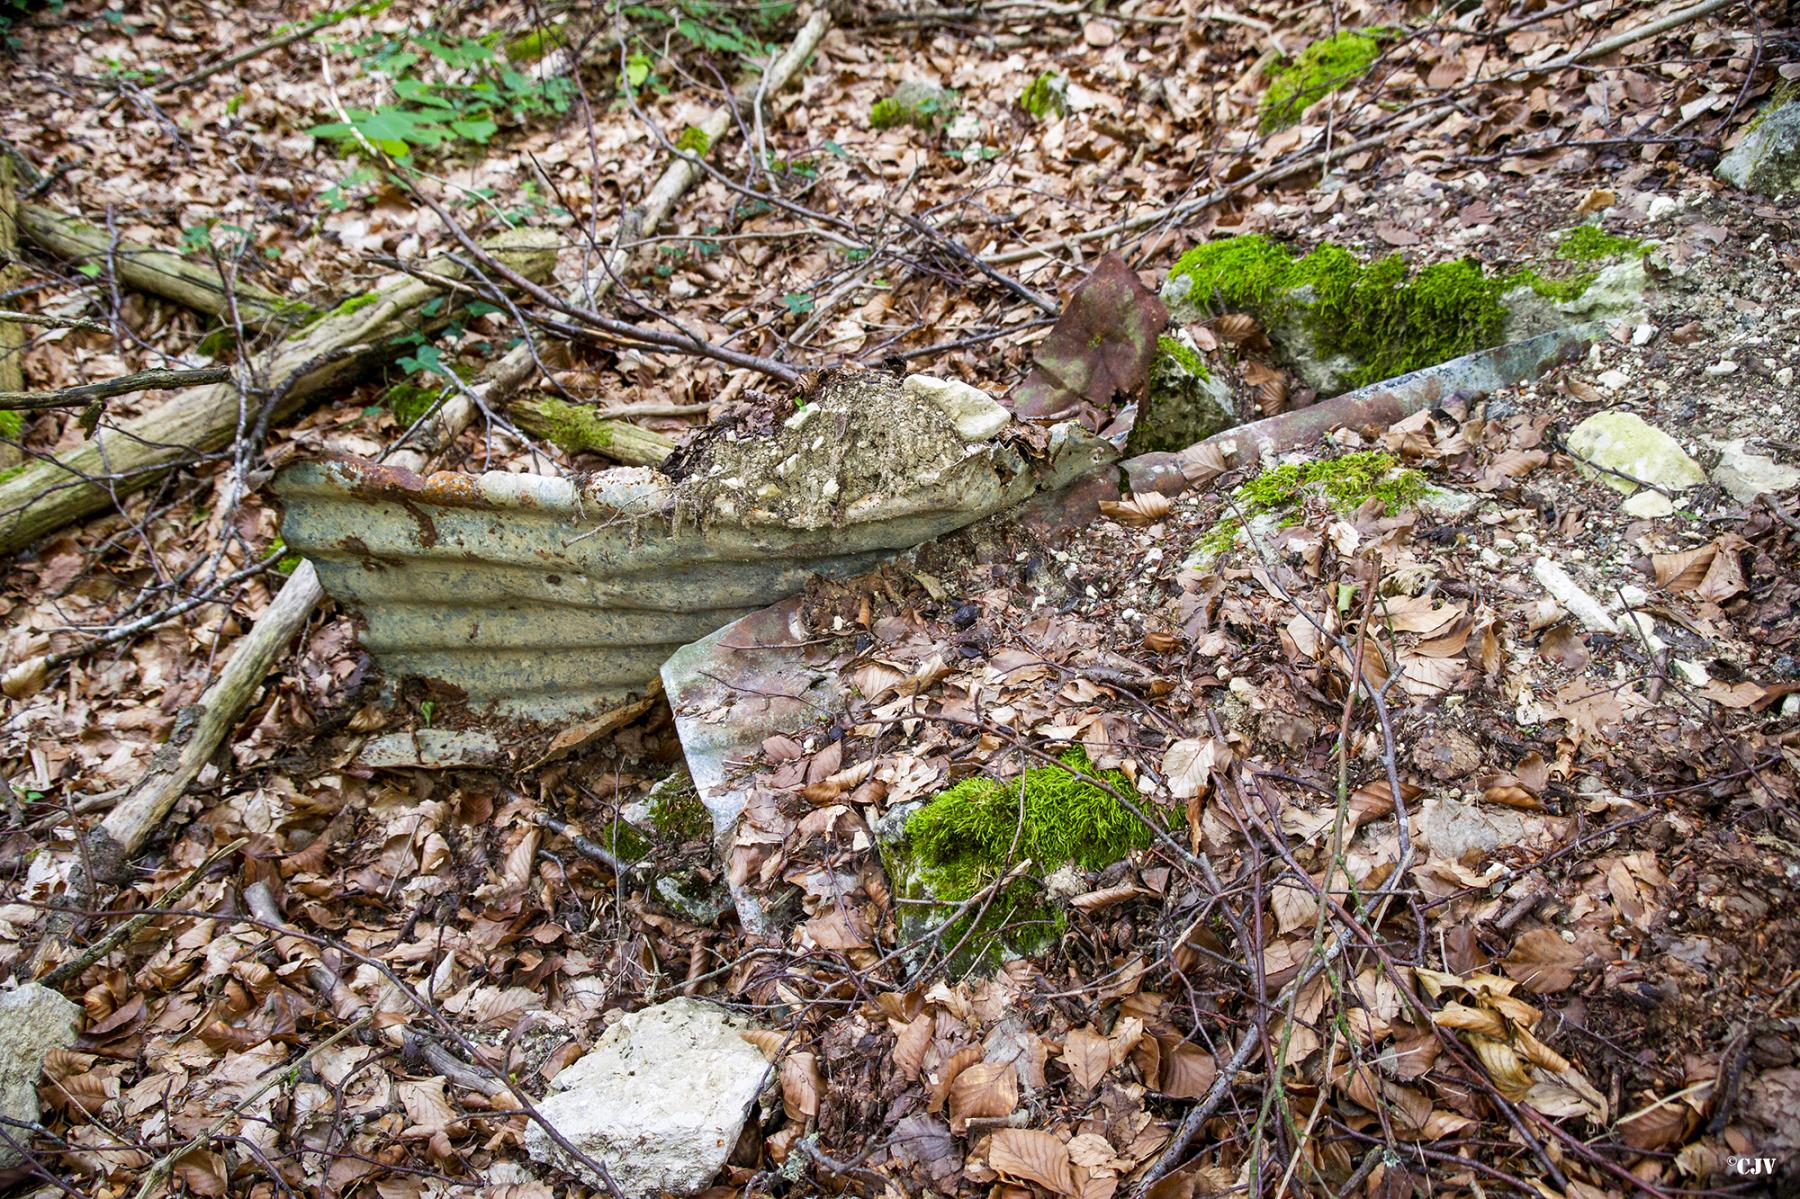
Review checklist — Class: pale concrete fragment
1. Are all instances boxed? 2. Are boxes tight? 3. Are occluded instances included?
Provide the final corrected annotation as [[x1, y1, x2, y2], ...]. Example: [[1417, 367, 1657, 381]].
[[1716, 101, 1800, 197], [0, 984, 82, 1168], [525, 998, 770, 1196], [902, 374, 1012, 441], [1707, 437, 1800, 503]]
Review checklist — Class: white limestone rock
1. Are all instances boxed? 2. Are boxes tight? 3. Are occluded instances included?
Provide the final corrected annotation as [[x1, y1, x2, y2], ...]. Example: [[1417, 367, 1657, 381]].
[[524, 998, 770, 1197], [1565, 410, 1705, 510], [0, 984, 82, 1168]]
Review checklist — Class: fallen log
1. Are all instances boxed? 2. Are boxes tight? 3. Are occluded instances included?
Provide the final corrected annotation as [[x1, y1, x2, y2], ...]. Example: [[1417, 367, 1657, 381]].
[[510, 394, 677, 466], [0, 228, 556, 556], [17, 202, 305, 326]]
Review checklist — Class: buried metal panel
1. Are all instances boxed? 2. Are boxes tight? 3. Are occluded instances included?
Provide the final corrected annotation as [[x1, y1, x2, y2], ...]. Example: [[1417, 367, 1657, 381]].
[[275, 410, 1117, 721]]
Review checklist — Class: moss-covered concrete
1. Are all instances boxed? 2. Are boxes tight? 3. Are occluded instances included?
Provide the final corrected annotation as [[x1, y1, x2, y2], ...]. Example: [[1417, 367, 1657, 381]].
[[1187, 450, 1430, 568], [882, 748, 1156, 975], [1127, 334, 1238, 454], [1161, 234, 1649, 394]]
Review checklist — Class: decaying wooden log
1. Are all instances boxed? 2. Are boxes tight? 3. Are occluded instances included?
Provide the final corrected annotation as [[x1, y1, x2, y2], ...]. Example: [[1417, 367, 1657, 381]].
[[0, 228, 556, 555], [510, 393, 677, 466], [17, 202, 305, 326]]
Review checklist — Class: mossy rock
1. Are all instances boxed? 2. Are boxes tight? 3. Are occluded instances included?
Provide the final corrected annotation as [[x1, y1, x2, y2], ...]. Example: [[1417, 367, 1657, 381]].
[[878, 749, 1161, 977], [1260, 29, 1393, 132], [1126, 333, 1239, 454], [1019, 70, 1068, 120], [1161, 234, 1647, 396], [871, 81, 959, 131], [1186, 449, 1431, 568]]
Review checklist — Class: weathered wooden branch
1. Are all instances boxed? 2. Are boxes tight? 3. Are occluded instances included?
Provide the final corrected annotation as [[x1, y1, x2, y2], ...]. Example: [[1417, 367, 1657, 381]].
[[0, 365, 232, 410], [17, 202, 307, 326], [510, 394, 677, 466], [0, 308, 111, 333], [0, 229, 556, 555], [0, 158, 23, 469]]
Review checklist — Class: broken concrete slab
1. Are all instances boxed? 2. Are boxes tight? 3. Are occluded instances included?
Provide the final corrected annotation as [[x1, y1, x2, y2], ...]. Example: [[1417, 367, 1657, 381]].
[[1717, 100, 1800, 197], [276, 373, 1114, 722], [357, 729, 505, 770], [0, 983, 82, 1169], [525, 998, 770, 1196], [903, 373, 1012, 441]]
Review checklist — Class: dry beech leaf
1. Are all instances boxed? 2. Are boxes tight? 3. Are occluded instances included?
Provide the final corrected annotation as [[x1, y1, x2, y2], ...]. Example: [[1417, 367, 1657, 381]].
[[1070, 882, 1144, 911], [1213, 312, 1260, 344], [988, 1128, 1078, 1196], [1156, 1037, 1218, 1100], [780, 1051, 824, 1121], [173, 1148, 230, 1198], [740, 1028, 786, 1062], [1502, 928, 1585, 993], [1163, 737, 1229, 800], [1061, 1026, 1113, 1090], [929, 1045, 983, 1113], [1098, 491, 1173, 527], [948, 1060, 1018, 1129]]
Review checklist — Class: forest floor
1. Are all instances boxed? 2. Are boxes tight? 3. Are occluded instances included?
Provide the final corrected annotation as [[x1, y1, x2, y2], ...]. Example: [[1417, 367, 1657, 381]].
[[1, 0, 1797, 1197]]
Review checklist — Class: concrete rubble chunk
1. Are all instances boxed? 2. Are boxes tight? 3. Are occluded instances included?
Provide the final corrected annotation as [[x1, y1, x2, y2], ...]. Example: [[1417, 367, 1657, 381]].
[[524, 998, 770, 1197], [1564, 410, 1704, 514], [1716, 101, 1800, 197], [902, 373, 1013, 441], [0, 983, 82, 1168], [1706, 436, 1800, 503]]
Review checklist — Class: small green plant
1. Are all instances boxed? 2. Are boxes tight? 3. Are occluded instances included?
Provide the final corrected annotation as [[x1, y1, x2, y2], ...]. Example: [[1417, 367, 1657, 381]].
[[1019, 70, 1068, 119], [309, 28, 574, 159], [675, 124, 712, 155], [1260, 29, 1391, 132]]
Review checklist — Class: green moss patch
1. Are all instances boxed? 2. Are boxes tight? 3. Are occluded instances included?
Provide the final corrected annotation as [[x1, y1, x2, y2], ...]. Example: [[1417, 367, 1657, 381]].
[[1261, 30, 1391, 131], [0, 410, 22, 441], [1236, 449, 1426, 518], [511, 395, 614, 454], [1156, 334, 1209, 380], [888, 749, 1157, 974], [650, 779, 710, 843], [675, 124, 712, 156], [1553, 225, 1649, 263], [382, 381, 441, 427]]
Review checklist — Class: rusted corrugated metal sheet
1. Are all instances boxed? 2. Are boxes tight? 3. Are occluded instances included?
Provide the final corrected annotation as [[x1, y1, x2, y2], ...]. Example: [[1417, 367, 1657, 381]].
[[275, 423, 1114, 721]]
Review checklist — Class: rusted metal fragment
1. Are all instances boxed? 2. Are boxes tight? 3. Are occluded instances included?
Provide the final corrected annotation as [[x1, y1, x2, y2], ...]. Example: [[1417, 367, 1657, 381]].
[[276, 414, 1115, 721], [1010, 253, 1169, 431], [1122, 322, 1603, 496]]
